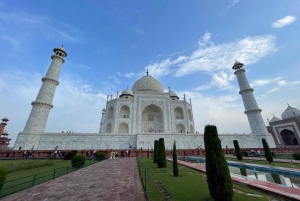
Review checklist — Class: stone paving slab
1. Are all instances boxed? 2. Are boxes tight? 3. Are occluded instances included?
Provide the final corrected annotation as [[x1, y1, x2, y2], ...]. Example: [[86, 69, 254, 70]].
[[2, 158, 145, 201]]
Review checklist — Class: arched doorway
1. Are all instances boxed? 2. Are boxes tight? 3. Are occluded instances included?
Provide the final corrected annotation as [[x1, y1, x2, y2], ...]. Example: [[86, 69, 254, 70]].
[[118, 122, 129, 133], [119, 105, 130, 118], [176, 123, 185, 133], [280, 129, 299, 145], [141, 104, 164, 133]]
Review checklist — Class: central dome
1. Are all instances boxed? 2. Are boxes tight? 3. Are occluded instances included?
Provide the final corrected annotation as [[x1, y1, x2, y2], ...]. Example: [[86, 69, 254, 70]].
[[132, 75, 164, 93]]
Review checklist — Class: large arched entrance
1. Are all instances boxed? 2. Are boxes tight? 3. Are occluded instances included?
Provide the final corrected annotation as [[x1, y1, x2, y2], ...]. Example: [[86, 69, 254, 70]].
[[280, 129, 299, 145], [141, 104, 164, 133]]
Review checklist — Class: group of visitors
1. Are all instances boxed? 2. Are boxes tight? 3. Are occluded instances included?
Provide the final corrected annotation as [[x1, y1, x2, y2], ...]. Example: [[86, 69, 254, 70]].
[[110, 150, 119, 159]]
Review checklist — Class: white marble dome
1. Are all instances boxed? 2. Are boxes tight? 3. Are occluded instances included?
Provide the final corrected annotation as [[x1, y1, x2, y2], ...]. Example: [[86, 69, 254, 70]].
[[132, 75, 164, 93], [270, 115, 281, 123], [121, 88, 134, 96], [281, 105, 300, 119], [170, 90, 178, 98]]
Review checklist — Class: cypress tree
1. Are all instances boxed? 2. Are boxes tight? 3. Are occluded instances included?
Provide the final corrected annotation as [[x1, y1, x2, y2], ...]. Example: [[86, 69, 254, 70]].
[[233, 140, 243, 160], [154, 140, 159, 163], [147, 148, 150, 158], [262, 138, 273, 164], [173, 140, 179, 177], [157, 138, 167, 168], [204, 125, 233, 201]]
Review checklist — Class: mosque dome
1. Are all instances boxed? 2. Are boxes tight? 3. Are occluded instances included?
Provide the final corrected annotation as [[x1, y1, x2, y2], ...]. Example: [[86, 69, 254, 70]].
[[270, 115, 281, 123], [170, 90, 178, 97], [121, 88, 134, 96], [281, 105, 300, 119], [2, 130, 8, 134], [132, 75, 164, 93]]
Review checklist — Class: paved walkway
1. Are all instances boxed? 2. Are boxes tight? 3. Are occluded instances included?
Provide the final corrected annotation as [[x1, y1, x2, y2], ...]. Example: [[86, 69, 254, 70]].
[[2, 157, 145, 201], [170, 158, 300, 201]]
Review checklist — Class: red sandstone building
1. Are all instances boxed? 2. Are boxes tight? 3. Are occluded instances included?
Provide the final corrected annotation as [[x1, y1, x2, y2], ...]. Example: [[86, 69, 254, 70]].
[[0, 117, 11, 150], [267, 105, 300, 147]]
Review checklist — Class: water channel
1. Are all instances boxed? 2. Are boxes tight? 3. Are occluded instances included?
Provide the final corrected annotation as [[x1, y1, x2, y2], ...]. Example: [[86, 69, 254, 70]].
[[179, 156, 300, 188]]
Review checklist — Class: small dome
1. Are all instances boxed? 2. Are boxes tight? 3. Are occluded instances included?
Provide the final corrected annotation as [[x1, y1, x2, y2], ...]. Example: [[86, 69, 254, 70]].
[[53, 46, 67, 57], [232, 60, 244, 70], [170, 90, 178, 98], [281, 105, 300, 119], [2, 130, 8, 134], [121, 89, 134, 96], [270, 115, 281, 123], [132, 75, 163, 93]]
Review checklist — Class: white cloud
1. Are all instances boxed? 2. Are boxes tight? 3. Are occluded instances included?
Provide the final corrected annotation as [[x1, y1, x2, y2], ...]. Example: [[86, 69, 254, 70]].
[[144, 59, 172, 78], [228, 0, 240, 9], [124, 73, 135, 78], [0, 11, 82, 43], [79, 64, 90, 69], [194, 71, 235, 91], [272, 16, 297, 28], [277, 80, 300, 86], [0, 69, 107, 145], [134, 27, 145, 35], [267, 88, 279, 93], [250, 77, 282, 87]]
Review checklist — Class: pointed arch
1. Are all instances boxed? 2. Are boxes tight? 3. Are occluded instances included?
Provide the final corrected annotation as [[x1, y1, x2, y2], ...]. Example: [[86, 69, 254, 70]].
[[108, 107, 114, 119], [118, 122, 129, 133], [188, 109, 193, 121], [280, 129, 299, 145], [119, 105, 130, 118], [106, 124, 112, 133], [176, 123, 185, 133], [190, 125, 194, 134], [174, 107, 184, 119], [141, 104, 164, 132]]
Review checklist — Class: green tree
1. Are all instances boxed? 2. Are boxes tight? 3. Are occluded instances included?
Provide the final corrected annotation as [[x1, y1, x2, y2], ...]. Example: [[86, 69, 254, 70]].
[[173, 140, 179, 177], [147, 148, 150, 158], [204, 125, 233, 201], [233, 140, 243, 160], [154, 140, 159, 163], [262, 138, 273, 164], [157, 138, 167, 168]]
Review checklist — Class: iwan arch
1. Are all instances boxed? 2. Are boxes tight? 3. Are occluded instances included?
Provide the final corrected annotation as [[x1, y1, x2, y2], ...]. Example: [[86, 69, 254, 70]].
[[14, 47, 276, 150]]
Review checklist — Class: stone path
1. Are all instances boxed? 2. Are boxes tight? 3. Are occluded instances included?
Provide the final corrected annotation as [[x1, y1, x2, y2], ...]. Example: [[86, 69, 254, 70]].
[[2, 157, 145, 201]]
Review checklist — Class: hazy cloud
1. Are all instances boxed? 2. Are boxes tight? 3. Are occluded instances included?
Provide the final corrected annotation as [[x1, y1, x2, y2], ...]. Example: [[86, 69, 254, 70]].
[[251, 77, 282, 87], [272, 16, 296, 28], [134, 27, 145, 35]]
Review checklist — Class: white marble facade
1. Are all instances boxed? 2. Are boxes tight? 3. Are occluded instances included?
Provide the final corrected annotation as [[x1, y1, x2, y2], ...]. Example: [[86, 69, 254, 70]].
[[13, 48, 277, 150]]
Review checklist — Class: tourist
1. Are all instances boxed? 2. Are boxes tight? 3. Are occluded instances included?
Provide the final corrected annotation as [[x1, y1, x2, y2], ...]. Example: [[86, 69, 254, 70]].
[[128, 149, 131, 157], [19, 146, 22, 150], [23, 150, 27, 158], [126, 149, 128, 157], [257, 150, 261, 157], [110, 150, 114, 159], [93, 150, 96, 158], [115, 151, 118, 158]]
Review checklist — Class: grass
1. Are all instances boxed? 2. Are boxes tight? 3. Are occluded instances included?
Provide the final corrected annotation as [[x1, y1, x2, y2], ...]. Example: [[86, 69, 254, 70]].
[[226, 157, 300, 169], [138, 157, 273, 201]]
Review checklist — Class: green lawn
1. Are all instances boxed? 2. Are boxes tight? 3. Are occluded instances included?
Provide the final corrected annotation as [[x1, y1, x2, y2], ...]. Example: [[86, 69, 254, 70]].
[[138, 157, 276, 201], [226, 157, 300, 169]]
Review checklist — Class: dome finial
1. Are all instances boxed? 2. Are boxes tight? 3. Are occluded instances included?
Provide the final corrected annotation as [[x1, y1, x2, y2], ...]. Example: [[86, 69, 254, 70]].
[[146, 68, 149, 76], [287, 103, 289, 106]]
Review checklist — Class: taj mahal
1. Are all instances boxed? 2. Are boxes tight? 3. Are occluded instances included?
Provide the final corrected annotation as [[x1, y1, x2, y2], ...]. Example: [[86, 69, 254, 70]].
[[13, 46, 283, 150]]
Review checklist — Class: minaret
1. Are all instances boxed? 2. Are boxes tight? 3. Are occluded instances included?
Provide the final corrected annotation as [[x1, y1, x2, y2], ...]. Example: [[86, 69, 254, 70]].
[[99, 108, 106, 133], [232, 61, 268, 134], [23, 46, 67, 133]]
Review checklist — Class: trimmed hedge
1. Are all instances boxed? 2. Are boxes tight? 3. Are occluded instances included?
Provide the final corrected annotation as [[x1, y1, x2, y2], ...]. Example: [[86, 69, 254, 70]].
[[233, 140, 242, 160], [0, 160, 53, 173], [242, 151, 248, 157], [154, 140, 159, 163], [173, 140, 178, 177], [96, 152, 106, 160], [64, 152, 76, 160], [293, 153, 300, 160], [262, 138, 273, 164], [204, 125, 233, 201], [157, 138, 167, 168], [71, 155, 86, 168], [0, 166, 8, 190]]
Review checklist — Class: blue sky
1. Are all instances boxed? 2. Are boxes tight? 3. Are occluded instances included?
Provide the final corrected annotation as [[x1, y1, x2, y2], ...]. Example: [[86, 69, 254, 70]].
[[0, 0, 299, 146]]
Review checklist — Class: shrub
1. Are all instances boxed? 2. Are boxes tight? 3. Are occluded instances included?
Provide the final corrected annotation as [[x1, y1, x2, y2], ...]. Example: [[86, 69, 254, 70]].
[[71, 150, 78, 155], [262, 138, 273, 164], [154, 140, 159, 163], [233, 140, 243, 160], [0, 166, 8, 190], [157, 138, 167, 168], [293, 153, 300, 160], [64, 152, 75, 160], [96, 152, 105, 160], [242, 151, 248, 157], [204, 125, 233, 201], [173, 140, 178, 177], [71, 155, 86, 168]]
